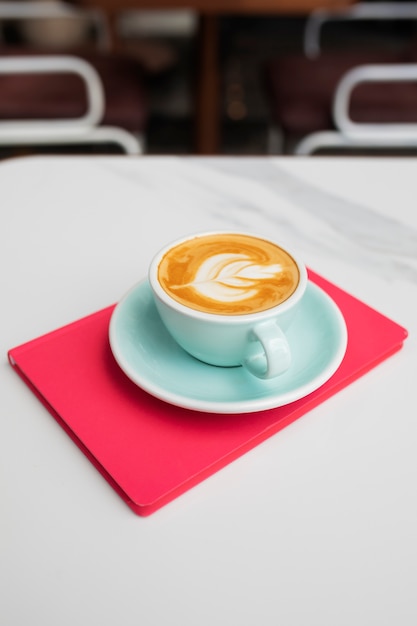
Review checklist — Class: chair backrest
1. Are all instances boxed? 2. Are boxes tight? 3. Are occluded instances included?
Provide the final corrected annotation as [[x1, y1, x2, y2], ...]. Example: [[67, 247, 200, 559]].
[[0, 54, 104, 128], [295, 62, 417, 155], [333, 62, 417, 137], [304, 2, 417, 58], [0, 1, 144, 154]]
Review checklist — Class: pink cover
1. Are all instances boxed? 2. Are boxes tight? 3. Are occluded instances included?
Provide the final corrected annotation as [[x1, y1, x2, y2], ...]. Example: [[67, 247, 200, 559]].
[[8, 271, 408, 516]]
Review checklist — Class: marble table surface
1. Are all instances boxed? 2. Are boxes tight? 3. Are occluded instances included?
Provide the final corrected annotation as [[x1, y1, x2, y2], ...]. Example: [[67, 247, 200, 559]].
[[1, 155, 416, 626]]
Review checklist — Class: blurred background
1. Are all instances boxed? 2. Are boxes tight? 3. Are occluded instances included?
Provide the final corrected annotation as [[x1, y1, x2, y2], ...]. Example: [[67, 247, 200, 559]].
[[1, 0, 417, 158]]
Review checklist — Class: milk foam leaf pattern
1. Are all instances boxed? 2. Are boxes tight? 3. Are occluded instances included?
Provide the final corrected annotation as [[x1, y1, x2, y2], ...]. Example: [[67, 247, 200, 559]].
[[173, 253, 284, 303]]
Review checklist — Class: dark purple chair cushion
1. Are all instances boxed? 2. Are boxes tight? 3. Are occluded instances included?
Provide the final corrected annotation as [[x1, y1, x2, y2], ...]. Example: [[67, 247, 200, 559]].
[[265, 48, 417, 136], [0, 47, 148, 134]]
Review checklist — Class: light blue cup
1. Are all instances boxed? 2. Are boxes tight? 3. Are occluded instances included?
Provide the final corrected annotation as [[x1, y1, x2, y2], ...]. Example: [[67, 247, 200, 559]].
[[148, 232, 308, 380]]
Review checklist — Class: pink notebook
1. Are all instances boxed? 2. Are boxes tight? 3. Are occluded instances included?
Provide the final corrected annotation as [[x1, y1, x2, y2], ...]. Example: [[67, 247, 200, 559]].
[[8, 271, 408, 516]]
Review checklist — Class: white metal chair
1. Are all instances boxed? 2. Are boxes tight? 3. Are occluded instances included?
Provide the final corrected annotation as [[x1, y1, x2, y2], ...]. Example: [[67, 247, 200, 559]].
[[296, 63, 417, 155], [265, 2, 417, 156], [0, 1, 146, 155], [304, 2, 417, 59]]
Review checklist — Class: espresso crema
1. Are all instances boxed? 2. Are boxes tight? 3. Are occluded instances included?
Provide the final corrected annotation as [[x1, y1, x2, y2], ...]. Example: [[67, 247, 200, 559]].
[[157, 233, 300, 315]]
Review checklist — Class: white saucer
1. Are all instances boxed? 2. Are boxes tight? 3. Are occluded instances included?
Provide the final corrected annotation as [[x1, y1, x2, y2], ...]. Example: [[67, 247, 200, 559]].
[[109, 279, 347, 414]]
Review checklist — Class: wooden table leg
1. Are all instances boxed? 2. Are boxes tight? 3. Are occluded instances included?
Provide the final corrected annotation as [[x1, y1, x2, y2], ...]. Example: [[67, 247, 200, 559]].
[[195, 13, 221, 154]]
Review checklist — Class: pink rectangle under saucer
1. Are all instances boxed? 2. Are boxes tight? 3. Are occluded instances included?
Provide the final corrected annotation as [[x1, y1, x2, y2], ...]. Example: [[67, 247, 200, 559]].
[[8, 271, 408, 516]]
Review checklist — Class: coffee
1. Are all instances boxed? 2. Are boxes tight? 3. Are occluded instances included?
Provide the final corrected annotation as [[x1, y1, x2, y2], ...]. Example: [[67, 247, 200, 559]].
[[157, 233, 300, 315]]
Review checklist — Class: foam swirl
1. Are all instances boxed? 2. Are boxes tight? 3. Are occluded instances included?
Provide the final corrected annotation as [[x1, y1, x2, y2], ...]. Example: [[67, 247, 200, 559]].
[[172, 253, 283, 302], [157, 233, 300, 315]]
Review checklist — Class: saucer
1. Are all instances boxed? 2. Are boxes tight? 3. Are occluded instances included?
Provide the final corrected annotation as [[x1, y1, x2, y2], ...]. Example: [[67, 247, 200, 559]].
[[109, 279, 347, 414]]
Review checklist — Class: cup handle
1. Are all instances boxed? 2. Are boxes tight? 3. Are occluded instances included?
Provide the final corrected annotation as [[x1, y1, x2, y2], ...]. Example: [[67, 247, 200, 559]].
[[242, 321, 291, 379]]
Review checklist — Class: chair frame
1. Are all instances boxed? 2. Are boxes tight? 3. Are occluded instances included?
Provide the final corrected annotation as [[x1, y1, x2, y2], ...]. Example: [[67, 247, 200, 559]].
[[0, 1, 143, 155], [304, 2, 417, 59], [289, 2, 417, 155], [295, 63, 417, 155]]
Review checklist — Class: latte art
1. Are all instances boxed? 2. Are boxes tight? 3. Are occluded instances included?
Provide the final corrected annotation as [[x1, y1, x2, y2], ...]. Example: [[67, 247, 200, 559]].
[[157, 234, 300, 315], [172, 253, 284, 302]]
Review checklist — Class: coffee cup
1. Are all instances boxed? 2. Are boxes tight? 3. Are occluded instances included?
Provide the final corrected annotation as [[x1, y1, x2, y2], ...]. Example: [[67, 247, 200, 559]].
[[148, 231, 308, 380]]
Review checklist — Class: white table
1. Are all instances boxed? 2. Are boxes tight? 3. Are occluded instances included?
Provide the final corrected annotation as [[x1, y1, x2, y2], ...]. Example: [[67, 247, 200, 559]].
[[1, 155, 416, 626]]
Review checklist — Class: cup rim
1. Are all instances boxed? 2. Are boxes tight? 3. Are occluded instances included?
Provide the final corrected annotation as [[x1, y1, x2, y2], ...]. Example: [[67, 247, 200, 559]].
[[148, 230, 308, 323]]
